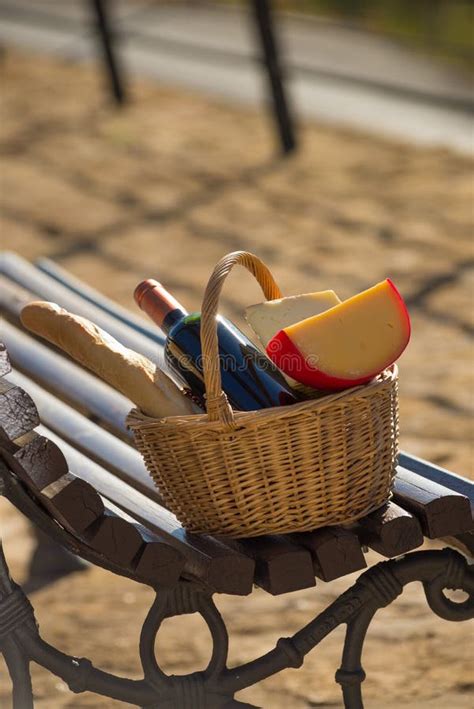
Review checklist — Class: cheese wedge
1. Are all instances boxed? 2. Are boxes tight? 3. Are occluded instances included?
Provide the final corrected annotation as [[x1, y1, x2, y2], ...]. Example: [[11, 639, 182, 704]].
[[266, 279, 410, 390], [245, 290, 341, 347]]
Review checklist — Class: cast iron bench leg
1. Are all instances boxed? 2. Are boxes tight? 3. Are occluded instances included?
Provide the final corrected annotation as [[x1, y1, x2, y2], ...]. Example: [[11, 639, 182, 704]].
[[1, 540, 472, 707], [250, 0, 297, 155], [0, 542, 35, 709]]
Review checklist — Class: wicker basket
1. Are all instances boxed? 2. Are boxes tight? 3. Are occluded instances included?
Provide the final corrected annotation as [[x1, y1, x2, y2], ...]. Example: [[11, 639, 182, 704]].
[[129, 251, 399, 538]]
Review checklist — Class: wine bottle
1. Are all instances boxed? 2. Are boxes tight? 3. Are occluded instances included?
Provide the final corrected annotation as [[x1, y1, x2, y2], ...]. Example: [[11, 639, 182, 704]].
[[134, 279, 299, 411]]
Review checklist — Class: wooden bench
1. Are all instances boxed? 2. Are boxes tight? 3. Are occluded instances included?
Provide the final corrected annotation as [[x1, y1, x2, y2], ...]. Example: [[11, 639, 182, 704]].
[[0, 252, 473, 709]]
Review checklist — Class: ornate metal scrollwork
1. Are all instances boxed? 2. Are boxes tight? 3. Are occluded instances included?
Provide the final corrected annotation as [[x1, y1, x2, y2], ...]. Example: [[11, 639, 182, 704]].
[[139, 582, 230, 706], [0, 467, 472, 709]]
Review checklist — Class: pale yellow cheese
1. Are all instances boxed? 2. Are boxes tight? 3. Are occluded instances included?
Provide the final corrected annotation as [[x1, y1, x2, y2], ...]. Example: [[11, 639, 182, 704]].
[[286, 280, 409, 378], [245, 290, 340, 347]]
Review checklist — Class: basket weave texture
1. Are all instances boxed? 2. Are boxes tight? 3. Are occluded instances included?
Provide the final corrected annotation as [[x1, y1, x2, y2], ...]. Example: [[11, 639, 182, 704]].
[[129, 251, 399, 538]]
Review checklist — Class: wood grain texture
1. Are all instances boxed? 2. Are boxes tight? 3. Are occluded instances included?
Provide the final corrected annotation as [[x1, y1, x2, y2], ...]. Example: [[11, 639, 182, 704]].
[[400, 453, 474, 517], [394, 467, 473, 538], [0, 381, 40, 440], [0, 431, 104, 535], [84, 508, 144, 566], [356, 501, 424, 557], [134, 541, 185, 586], [0, 342, 11, 377], [0, 403, 183, 585], [8, 431, 69, 490], [290, 527, 367, 581], [93, 499, 185, 587], [41, 473, 105, 535], [223, 536, 316, 595], [0, 273, 33, 321]]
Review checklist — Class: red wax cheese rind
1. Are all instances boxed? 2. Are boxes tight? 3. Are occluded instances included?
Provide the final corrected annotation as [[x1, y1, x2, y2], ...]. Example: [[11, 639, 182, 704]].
[[266, 279, 410, 390]]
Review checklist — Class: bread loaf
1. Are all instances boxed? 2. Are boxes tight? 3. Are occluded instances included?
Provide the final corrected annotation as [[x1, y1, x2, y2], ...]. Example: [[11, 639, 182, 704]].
[[20, 301, 198, 418]]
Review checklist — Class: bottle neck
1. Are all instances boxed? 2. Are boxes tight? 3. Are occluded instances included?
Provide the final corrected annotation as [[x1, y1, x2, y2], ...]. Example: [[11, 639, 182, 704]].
[[134, 279, 189, 334], [162, 308, 187, 332]]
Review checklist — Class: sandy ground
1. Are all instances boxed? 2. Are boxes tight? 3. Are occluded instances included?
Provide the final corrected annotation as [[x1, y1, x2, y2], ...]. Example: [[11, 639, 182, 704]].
[[0, 49, 473, 707]]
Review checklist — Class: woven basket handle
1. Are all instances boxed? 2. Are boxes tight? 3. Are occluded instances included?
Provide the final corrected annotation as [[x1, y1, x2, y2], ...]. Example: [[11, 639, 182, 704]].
[[201, 251, 283, 424]]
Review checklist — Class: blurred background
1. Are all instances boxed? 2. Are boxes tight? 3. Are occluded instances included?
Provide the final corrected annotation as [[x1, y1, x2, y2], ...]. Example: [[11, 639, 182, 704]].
[[0, 1, 473, 707]]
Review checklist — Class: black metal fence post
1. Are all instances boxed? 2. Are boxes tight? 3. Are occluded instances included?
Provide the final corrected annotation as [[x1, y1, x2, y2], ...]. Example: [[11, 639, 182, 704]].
[[250, 0, 297, 154], [90, 0, 126, 105]]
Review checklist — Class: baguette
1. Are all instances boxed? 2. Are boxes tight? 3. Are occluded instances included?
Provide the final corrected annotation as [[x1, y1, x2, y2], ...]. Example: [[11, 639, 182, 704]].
[[20, 301, 198, 418]]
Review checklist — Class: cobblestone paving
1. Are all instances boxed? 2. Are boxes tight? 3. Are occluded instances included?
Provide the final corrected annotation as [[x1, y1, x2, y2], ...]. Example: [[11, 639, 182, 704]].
[[2, 50, 472, 476], [0, 49, 473, 709]]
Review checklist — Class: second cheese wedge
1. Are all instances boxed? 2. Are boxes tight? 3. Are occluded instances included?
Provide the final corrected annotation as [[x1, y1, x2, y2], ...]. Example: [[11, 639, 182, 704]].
[[246, 290, 341, 347], [266, 279, 410, 390]]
